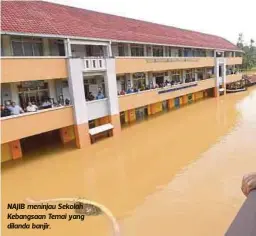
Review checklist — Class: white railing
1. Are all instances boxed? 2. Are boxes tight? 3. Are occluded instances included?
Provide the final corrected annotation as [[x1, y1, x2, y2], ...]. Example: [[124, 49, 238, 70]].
[[217, 57, 226, 64], [83, 58, 106, 71]]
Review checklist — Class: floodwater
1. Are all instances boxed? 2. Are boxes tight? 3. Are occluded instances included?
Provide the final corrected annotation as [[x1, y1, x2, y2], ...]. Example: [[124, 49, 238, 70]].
[[2, 87, 256, 236]]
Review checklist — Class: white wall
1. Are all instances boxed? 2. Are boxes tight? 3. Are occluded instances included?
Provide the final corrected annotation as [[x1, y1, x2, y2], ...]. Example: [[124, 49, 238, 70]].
[[48, 80, 57, 102], [87, 99, 110, 120], [104, 58, 120, 115], [67, 58, 88, 124]]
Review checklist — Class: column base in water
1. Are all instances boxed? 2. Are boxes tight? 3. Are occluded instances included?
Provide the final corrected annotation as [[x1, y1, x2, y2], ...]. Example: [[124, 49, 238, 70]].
[[74, 123, 91, 149], [213, 87, 219, 97], [110, 114, 121, 136], [9, 140, 23, 160]]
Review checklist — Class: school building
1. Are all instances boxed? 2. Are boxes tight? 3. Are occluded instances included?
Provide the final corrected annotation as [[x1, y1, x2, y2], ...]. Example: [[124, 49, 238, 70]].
[[1, 1, 243, 161]]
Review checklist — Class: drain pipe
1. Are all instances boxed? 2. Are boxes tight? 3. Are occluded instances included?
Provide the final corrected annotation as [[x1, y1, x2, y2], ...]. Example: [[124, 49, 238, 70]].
[[25, 197, 120, 236]]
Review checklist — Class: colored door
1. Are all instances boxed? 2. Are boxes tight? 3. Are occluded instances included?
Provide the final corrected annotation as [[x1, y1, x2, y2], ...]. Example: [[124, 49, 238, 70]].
[[174, 97, 180, 108]]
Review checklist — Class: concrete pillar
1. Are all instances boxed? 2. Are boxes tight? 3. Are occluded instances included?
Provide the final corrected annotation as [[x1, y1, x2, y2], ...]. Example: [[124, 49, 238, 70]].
[[10, 83, 19, 105], [2, 35, 12, 56], [168, 71, 171, 81], [9, 140, 22, 160], [163, 46, 166, 57], [143, 45, 147, 57], [64, 39, 72, 57], [42, 38, 51, 56], [107, 43, 112, 57], [127, 44, 131, 56], [195, 70, 198, 81], [127, 73, 133, 88], [182, 70, 186, 83], [48, 80, 57, 102], [67, 58, 90, 148], [223, 64, 227, 95], [145, 72, 149, 86], [105, 58, 121, 135]]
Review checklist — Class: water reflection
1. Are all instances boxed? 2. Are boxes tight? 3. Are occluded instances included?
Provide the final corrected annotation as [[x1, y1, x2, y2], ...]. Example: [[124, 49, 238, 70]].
[[2, 87, 256, 236]]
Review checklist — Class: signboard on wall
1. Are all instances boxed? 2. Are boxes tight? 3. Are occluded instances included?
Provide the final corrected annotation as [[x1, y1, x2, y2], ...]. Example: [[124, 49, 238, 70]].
[[21, 81, 45, 88], [133, 72, 145, 78], [146, 58, 199, 63]]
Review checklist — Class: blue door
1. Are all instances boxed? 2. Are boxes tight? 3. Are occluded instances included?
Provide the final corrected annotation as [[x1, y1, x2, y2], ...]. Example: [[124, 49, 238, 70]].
[[174, 97, 180, 108]]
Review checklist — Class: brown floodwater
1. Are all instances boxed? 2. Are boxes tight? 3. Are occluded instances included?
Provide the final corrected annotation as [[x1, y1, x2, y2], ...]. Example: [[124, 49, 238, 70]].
[[2, 87, 256, 236]]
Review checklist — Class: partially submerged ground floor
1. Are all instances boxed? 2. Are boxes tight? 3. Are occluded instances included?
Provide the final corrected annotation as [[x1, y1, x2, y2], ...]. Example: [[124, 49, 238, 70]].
[[1, 87, 215, 162]]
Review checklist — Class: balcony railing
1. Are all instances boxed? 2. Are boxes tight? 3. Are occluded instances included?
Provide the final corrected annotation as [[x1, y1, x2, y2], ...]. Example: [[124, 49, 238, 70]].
[[118, 78, 215, 111], [83, 58, 106, 72], [87, 98, 109, 120], [1, 106, 74, 144], [1, 57, 68, 83]]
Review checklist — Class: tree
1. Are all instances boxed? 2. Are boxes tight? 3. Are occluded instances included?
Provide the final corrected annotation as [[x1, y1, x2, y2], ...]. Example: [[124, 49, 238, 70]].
[[237, 33, 244, 49], [237, 34, 256, 70]]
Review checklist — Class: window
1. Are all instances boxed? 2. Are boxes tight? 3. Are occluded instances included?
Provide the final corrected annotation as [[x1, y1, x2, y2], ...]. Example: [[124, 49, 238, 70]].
[[185, 69, 194, 82], [133, 73, 146, 89], [184, 48, 193, 57], [1, 39, 4, 56], [11, 37, 43, 56], [196, 69, 204, 80], [170, 48, 179, 57], [118, 44, 125, 56], [153, 46, 163, 57], [171, 70, 182, 83], [117, 76, 126, 91], [131, 44, 144, 57], [12, 41, 23, 56]]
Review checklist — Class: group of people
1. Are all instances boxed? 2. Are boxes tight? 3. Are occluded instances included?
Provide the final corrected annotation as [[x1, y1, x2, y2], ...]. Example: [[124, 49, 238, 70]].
[[1, 98, 71, 118], [118, 80, 186, 96], [86, 89, 105, 101]]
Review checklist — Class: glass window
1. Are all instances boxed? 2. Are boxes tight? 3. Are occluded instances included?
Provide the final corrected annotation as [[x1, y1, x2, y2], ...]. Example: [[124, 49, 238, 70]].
[[33, 43, 43, 56], [23, 42, 33, 56], [11, 37, 43, 56], [153, 46, 163, 57], [131, 44, 144, 57], [118, 44, 125, 56], [12, 41, 23, 56], [171, 70, 181, 83]]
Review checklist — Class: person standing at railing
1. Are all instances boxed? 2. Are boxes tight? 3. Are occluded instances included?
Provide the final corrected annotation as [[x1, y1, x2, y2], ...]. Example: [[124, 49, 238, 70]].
[[8, 102, 24, 115], [241, 172, 256, 196], [26, 102, 38, 112], [0, 105, 11, 117], [96, 88, 105, 100]]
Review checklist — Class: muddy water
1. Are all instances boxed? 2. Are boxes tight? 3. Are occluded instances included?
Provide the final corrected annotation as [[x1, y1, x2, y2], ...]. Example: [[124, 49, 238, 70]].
[[2, 87, 256, 236]]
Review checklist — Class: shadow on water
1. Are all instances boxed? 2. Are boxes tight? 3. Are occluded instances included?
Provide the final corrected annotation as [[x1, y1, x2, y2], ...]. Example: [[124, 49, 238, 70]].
[[1, 141, 77, 172]]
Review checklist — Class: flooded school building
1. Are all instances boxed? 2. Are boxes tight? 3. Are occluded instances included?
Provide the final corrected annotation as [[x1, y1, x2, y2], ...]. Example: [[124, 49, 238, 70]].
[[2, 1, 256, 236], [1, 1, 244, 161]]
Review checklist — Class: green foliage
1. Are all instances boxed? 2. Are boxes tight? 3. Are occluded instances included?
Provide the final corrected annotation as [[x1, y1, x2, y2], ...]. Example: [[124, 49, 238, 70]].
[[237, 33, 256, 70]]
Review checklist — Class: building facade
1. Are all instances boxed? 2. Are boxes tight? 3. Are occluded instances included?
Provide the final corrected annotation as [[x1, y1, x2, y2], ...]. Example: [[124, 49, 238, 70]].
[[1, 1, 243, 162]]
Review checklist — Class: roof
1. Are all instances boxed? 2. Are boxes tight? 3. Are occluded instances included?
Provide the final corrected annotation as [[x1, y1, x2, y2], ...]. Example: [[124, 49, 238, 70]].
[[1, 1, 239, 51], [247, 75, 256, 83]]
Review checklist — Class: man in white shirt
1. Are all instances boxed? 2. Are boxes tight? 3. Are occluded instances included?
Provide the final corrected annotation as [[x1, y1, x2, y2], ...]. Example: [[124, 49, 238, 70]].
[[26, 102, 38, 112]]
